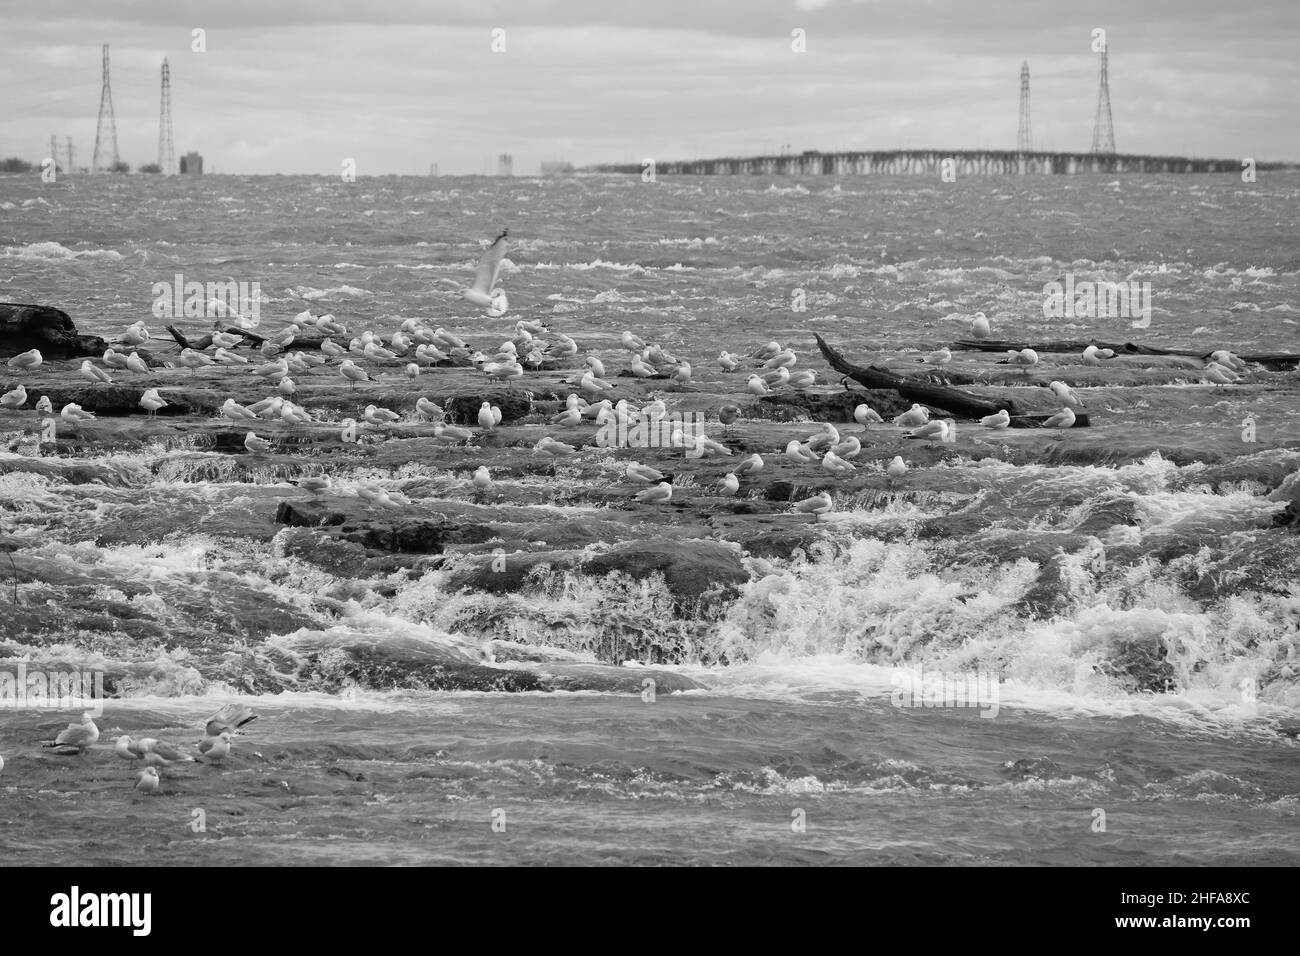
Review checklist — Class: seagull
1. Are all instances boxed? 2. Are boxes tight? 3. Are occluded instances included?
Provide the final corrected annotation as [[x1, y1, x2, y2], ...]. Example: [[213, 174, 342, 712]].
[[280, 402, 313, 425], [583, 356, 605, 378], [717, 403, 738, 434], [178, 347, 214, 369], [211, 330, 243, 349], [630, 355, 656, 378], [364, 404, 401, 425], [35, 395, 52, 414], [1041, 406, 1076, 428], [415, 397, 444, 422], [886, 456, 907, 480], [924, 347, 952, 367], [968, 313, 991, 339], [734, 453, 764, 475], [135, 767, 161, 794], [671, 362, 692, 385], [1204, 364, 1236, 385], [717, 473, 739, 496], [218, 398, 256, 423], [244, 431, 272, 453], [197, 731, 233, 764], [139, 388, 168, 416], [1, 384, 26, 409], [364, 341, 398, 362], [433, 423, 475, 442], [278, 376, 298, 397], [115, 735, 148, 762], [752, 340, 782, 361], [321, 338, 345, 358], [893, 404, 930, 428], [626, 463, 665, 484], [103, 348, 130, 369], [551, 406, 582, 426], [787, 370, 818, 390], [44, 712, 99, 754], [980, 409, 1011, 428], [205, 703, 259, 737], [462, 228, 510, 314], [80, 360, 113, 384], [6, 348, 42, 371], [908, 420, 950, 441], [822, 450, 857, 477], [248, 396, 284, 419], [620, 331, 646, 352], [125, 352, 149, 374], [634, 481, 673, 504], [785, 440, 819, 463], [477, 401, 502, 431], [472, 465, 492, 490], [138, 737, 196, 765], [747, 374, 772, 396], [854, 404, 883, 425], [762, 349, 798, 370], [717, 351, 740, 372], [535, 436, 577, 459], [340, 359, 371, 388], [253, 358, 288, 380], [214, 347, 248, 365], [793, 491, 833, 515], [117, 321, 150, 347], [1049, 381, 1083, 406], [1007, 348, 1039, 373], [60, 403, 95, 423], [405, 363, 420, 381], [760, 367, 790, 388], [832, 436, 862, 459]]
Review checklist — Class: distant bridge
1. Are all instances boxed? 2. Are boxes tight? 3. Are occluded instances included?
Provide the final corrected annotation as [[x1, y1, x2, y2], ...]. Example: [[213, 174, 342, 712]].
[[587, 150, 1292, 176]]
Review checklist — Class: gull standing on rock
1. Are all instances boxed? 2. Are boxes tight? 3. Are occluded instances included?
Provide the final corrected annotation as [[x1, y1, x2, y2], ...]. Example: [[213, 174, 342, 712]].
[[1, 384, 26, 409], [139, 388, 168, 416], [43, 712, 99, 755], [80, 360, 113, 385], [244, 431, 273, 454], [6, 348, 42, 372]]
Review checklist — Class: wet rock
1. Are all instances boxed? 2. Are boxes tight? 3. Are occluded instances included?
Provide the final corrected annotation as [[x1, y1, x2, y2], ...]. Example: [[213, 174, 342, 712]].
[[0, 303, 106, 359]]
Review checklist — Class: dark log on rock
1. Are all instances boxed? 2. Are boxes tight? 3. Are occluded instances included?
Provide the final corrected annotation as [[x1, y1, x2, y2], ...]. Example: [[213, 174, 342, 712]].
[[815, 334, 1014, 418], [0, 303, 106, 359], [953, 338, 1300, 371]]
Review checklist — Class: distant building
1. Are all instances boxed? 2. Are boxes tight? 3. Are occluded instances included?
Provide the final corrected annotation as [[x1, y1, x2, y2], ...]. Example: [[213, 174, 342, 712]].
[[497, 153, 513, 177], [540, 161, 574, 176], [179, 152, 203, 175], [428, 163, 439, 176]]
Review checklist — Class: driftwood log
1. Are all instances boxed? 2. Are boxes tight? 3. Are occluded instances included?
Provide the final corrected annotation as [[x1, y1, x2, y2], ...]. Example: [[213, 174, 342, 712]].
[[165, 324, 330, 352], [815, 334, 1015, 419], [953, 338, 1299, 372]]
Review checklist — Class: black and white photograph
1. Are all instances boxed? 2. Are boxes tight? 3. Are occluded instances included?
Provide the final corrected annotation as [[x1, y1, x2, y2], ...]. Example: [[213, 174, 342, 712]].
[[1, 0, 1297, 892]]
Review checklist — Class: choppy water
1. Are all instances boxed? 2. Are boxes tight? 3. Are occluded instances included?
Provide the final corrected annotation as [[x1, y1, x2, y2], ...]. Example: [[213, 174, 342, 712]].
[[1, 173, 1298, 865]]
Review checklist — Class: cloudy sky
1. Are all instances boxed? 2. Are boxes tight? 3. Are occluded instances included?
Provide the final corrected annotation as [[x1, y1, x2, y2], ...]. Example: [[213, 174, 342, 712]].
[[1, 0, 1295, 174]]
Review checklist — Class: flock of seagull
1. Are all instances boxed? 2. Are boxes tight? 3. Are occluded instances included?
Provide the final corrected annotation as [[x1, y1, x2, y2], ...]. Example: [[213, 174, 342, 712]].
[[0, 704, 258, 795], [1, 235, 1259, 523]]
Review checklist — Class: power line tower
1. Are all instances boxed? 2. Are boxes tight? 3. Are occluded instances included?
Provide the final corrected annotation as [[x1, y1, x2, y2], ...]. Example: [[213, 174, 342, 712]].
[[66, 137, 75, 173], [1091, 47, 1116, 154], [91, 43, 120, 173], [158, 58, 175, 174], [1017, 61, 1032, 153], [49, 135, 59, 171]]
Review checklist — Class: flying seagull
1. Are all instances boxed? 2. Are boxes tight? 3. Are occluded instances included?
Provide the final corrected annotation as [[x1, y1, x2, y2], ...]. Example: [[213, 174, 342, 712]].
[[461, 229, 509, 315]]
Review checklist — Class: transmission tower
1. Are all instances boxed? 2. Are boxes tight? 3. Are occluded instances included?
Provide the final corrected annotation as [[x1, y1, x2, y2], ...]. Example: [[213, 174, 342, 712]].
[[1017, 61, 1032, 153], [1091, 48, 1116, 154], [49, 136, 59, 171], [66, 137, 75, 173], [91, 44, 120, 173], [158, 58, 175, 174]]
